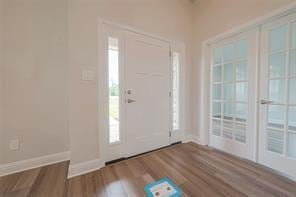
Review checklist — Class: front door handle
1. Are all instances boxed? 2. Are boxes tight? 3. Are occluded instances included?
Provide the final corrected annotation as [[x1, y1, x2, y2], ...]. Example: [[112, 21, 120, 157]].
[[260, 100, 274, 105], [127, 99, 136, 103]]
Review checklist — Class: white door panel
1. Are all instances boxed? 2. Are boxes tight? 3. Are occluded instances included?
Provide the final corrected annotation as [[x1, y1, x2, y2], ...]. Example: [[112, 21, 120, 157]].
[[125, 33, 170, 157], [209, 29, 258, 161], [259, 12, 296, 180]]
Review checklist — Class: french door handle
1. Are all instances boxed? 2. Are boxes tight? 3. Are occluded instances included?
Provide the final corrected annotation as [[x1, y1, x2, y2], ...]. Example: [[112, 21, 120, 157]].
[[260, 100, 274, 105], [127, 99, 136, 103]]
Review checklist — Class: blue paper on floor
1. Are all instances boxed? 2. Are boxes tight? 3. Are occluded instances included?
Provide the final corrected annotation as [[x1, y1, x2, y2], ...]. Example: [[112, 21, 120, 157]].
[[144, 178, 182, 197]]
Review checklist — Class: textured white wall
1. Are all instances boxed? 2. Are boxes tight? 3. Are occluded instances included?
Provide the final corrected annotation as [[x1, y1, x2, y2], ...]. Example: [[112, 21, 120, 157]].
[[2, 0, 69, 164], [191, 0, 295, 139]]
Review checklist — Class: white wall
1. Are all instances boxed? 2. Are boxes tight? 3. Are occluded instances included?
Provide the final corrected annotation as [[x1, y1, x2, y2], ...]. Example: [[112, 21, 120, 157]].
[[0, 0, 4, 164], [68, 0, 194, 165], [191, 0, 295, 140], [0, 0, 194, 168], [1, 0, 69, 164]]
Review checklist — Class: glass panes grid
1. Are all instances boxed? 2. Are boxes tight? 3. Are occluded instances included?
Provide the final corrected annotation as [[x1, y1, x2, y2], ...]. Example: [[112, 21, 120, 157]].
[[212, 39, 248, 143], [108, 37, 120, 144], [172, 52, 180, 131], [266, 22, 296, 158]]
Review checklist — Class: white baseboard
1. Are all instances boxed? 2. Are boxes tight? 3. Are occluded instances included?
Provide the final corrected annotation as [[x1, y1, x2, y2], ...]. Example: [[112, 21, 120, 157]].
[[182, 135, 201, 144], [182, 135, 193, 143], [191, 136, 201, 144], [0, 151, 70, 177], [68, 159, 104, 178], [67, 136, 202, 179]]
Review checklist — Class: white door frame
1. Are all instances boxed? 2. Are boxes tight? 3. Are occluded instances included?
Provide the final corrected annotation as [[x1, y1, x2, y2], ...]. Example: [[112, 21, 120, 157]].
[[97, 18, 186, 163]]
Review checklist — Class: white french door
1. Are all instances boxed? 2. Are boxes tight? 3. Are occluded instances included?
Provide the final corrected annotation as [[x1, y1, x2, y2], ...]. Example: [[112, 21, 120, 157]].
[[259, 12, 296, 179], [100, 23, 176, 162], [209, 29, 258, 161], [125, 32, 171, 157]]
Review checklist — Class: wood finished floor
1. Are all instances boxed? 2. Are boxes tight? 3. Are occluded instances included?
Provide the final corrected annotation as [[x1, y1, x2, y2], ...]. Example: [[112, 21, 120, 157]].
[[1, 142, 296, 197]]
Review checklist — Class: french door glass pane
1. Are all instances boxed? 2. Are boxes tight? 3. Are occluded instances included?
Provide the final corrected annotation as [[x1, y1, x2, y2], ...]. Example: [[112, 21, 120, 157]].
[[287, 132, 296, 158], [108, 37, 120, 144], [223, 121, 233, 139], [268, 105, 285, 129], [290, 50, 296, 76], [267, 129, 284, 154], [235, 123, 246, 143], [269, 79, 285, 103], [236, 61, 248, 81], [235, 103, 247, 122], [224, 83, 233, 100], [213, 102, 221, 118], [270, 25, 287, 52], [224, 103, 233, 120], [213, 66, 222, 82], [289, 106, 296, 131], [236, 39, 248, 60], [214, 47, 222, 64], [213, 84, 222, 100], [269, 52, 286, 78], [223, 44, 234, 62], [236, 82, 248, 102], [224, 63, 233, 82], [213, 119, 221, 136], [291, 22, 296, 49], [289, 78, 296, 104]]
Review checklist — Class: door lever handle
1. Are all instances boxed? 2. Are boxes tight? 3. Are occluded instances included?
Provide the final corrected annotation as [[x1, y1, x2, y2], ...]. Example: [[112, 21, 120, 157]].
[[260, 100, 274, 105], [127, 99, 136, 103]]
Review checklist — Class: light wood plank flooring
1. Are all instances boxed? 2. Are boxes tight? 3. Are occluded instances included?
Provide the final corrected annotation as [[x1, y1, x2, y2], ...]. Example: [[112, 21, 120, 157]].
[[1, 142, 296, 197]]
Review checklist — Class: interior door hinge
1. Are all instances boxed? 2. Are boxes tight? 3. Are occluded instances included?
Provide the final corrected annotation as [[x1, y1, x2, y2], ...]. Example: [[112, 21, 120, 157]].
[[169, 51, 172, 57], [169, 131, 172, 137], [169, 91, 172, 97]]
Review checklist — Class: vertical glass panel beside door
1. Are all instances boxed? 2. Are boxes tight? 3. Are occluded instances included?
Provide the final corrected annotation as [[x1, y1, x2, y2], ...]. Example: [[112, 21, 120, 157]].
[[108, 37, 120, 144], [172, 52, 180, 131]]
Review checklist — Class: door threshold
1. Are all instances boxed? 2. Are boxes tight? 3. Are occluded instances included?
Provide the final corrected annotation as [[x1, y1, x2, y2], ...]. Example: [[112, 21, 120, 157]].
[[105, 141, 182, 166]]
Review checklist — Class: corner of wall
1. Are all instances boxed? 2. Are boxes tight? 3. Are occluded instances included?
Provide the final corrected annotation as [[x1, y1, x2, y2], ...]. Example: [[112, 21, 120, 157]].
[[67, 159, 104, 179]]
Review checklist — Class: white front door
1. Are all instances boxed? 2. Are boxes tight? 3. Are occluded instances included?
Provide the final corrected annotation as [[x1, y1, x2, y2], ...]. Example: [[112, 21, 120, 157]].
[[209, 29, 258, 161], [125, 32, 171, 157], [259, 13, 296, 180], [100, 23, 172, 162]]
